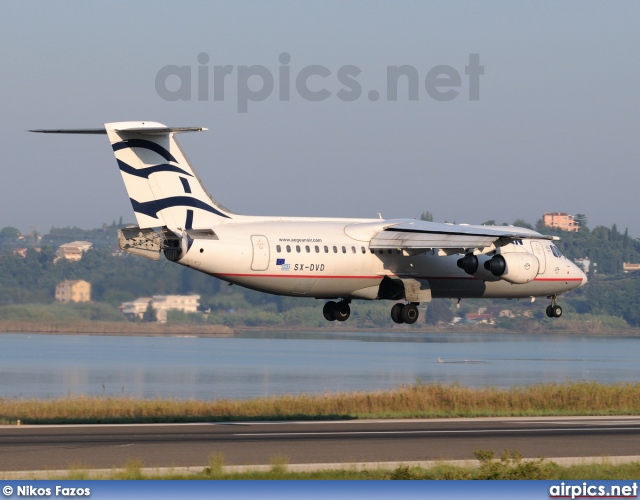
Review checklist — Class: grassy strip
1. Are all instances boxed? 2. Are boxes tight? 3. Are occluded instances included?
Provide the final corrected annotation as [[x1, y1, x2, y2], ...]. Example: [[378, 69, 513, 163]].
[[0, 320, 234, 335], [44, 452, 640, 480], [2, 381, 640, 424]]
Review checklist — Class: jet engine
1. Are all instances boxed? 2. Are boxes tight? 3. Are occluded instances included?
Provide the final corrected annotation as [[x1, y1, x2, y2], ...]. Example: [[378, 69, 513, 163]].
[[457, 253, 479, 274], [456, 253, 503, 281], [483, 252, 540, 284]]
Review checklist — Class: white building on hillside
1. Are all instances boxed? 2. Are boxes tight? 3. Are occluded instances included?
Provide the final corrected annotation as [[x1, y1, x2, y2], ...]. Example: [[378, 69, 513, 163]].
[[120, 295, 200, 322], [55, 241, 93, 262], [120, 297, 153, 319]]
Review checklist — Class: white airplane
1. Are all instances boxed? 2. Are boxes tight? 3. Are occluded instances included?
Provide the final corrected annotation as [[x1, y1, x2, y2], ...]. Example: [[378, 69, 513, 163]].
[[32, 121, 587, 324]]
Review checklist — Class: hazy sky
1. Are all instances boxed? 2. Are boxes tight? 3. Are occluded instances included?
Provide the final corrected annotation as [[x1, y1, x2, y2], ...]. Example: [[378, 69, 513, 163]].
[[2, 2, 639, 236]]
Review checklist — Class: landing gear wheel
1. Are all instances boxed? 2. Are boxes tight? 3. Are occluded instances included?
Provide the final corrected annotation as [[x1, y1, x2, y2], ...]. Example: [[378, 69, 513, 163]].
[[323, 301, 337, 321], [334, 301, 351, 322], [391, 303, 404, 324], [546, 295, 563, 319], [401, 303, 419, 324]]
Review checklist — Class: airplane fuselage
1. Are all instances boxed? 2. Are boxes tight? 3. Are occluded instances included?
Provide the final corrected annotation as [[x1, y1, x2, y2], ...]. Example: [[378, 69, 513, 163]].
[[175, 217, 586, 301]]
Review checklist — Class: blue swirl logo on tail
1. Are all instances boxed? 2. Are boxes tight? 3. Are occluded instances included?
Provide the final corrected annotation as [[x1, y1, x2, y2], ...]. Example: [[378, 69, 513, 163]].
[[117, 159, 193, 179], [116, 137, 231, 221], [130, 197, 231, 220], [112, 139, 178, 163]]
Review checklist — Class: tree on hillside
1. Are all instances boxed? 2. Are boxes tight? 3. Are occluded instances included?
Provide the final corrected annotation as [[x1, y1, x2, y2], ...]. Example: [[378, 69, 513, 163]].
[[0, 227, 20, 240], [574, 213, 588, 230], [512, 219, 533, 229], [142, 302, 157, 322], [611, 224, 621, 242], [424, 300, 454, 325], [420, 211, 434, 222]]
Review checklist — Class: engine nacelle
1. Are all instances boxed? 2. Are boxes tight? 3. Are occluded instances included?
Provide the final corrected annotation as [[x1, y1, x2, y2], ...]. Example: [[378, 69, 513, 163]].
[[456, 253, 478, 274], [456, 253, 502, 281], [456, 253, 503, 281], [484, 252, 540, 284]]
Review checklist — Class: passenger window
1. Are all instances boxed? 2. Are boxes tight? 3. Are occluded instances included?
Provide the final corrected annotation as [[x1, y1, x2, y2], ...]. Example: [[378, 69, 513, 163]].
[[342, 246, 347, 254], [324, 246, 329, 253], [333, 246, 337, 253], [387, 249, 392, 254], [315, 245, 320, 253], [276, 245, 281, 253], [286, 245, 291, 253], [351, 246, 356, 254], [305, 245, 310, 253], [379, 249, 384, 255], [361, 246, 366, 254], [296, 245, 301, 253]]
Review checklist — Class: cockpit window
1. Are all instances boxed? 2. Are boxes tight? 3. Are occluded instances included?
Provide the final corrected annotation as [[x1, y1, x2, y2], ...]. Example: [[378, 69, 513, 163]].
[[550, 245, 563, 258]]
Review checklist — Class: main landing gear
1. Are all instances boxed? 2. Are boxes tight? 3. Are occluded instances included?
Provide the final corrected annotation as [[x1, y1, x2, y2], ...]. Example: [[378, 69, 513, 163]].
[[391, 303, 419, 325], [323, 300, 351, 322], [546, 295, 563, 318], [322, 300, 420, 324]]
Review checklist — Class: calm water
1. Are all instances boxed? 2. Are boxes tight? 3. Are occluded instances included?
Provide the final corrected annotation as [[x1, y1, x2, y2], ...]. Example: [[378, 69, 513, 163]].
[[1, 331, 639, 400]]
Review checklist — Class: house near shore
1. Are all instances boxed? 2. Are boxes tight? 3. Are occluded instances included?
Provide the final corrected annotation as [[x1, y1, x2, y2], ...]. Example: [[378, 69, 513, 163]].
[[120, 295, 200, 323], [464, 313, 494, 325], [55, 280, 91, 303], [55, 241, 93, 262]]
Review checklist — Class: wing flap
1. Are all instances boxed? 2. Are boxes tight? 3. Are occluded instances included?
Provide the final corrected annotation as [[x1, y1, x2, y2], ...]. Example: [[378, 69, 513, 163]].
[[370, 231, 497, 250]]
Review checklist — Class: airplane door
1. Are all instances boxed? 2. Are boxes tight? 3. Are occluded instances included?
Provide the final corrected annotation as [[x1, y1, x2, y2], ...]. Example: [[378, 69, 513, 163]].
[[250, 235, 270, 271], [530, 241, 546, 274]]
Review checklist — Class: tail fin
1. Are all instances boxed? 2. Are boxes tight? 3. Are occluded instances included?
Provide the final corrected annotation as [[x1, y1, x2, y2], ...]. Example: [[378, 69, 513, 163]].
[[105, 121, 232, 230]]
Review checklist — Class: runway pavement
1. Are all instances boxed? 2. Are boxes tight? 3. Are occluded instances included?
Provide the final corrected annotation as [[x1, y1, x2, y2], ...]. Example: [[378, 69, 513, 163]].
[[2, 416, 640, 472]]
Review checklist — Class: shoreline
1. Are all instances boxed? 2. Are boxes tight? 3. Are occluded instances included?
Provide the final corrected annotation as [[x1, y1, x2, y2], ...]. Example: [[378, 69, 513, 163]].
[[235, 323, 640, 337], [1, 320, 639, 337], [0, 320, 234, 337]]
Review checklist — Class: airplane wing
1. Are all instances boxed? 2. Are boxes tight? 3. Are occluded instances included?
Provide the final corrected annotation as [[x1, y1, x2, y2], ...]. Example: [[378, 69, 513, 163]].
[[366, 220, 558, 256]]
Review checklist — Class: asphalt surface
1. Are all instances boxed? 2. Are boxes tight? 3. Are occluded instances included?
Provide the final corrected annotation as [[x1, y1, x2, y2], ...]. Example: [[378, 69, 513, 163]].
[[1, 417, 640, 471]]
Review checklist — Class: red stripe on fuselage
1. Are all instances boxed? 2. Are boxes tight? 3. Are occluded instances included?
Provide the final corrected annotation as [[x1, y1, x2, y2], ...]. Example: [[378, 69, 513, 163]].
[[213, 273, 582, 282], [216, 273, 380, 279], [533, 278, 584, 282]]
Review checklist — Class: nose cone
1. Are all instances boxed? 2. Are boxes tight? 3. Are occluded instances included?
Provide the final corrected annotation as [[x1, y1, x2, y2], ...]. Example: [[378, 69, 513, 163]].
[[581, 269, 588, 286], [572, 261, 588, 287], [566, 261, 588, 289]]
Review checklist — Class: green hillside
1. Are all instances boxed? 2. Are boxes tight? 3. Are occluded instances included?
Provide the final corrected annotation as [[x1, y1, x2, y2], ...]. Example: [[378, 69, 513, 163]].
[[1, 217, 639, 330]]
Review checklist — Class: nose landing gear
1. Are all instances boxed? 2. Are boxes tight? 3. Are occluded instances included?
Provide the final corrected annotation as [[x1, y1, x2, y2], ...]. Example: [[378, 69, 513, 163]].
[[391, 303, 419, 324], [546, 295, 563, 318]]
